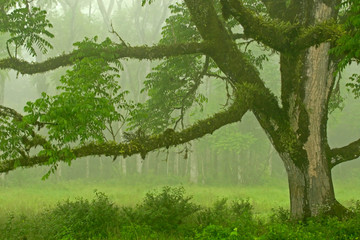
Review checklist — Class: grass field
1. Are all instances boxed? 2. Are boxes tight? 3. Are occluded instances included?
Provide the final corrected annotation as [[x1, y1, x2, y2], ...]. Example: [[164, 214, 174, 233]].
[[0, 173, 359, 217], [1, 174, 360, 239]]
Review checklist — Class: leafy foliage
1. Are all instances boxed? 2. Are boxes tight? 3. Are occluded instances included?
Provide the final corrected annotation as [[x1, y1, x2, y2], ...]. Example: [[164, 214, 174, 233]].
[[332, 0, 360, 97], [0, 0, 54, 57], [24, 56, 130, 145], [346, 73, 360, 98], [333, 0, 360, 70], [129, 3, 207, 133], [0, 41, 133, 173]]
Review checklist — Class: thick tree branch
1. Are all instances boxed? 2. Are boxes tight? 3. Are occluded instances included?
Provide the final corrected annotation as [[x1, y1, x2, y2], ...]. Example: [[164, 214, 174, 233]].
[[227, 0, 294, 52], [0, 102, 248, 173], [0, 42, 210, 75], [329, 138, 360, 168], [185, 0, 287, 144]]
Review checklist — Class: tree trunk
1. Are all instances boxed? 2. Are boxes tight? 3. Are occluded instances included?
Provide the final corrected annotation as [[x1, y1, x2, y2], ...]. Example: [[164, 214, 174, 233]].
[[281, 152, 339, 219], [279, 43, 342, 219], [275, 1, 347, 219], [267, 144, 274, 177], [121, 158, 127, 176], [237, 153, 244, 184], [136, 155, 143, 174], [86, 157, 90, 178], [57, 163, 62, 180], [0, 76, 4, 104], [189, 144, 198, 184], [99, 158, 104, 177], [174, 147, 179, 176], [0, 76, 4, 183]]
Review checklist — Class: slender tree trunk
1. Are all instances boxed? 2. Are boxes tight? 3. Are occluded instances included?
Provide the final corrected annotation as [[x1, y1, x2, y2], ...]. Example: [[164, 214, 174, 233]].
[[174, 147, 179, 176], [99, 158, 104, 177], [136, 155, 143, 174], [189, 144, 198, 183], [267, 144, 274, 176], [86, 157, 90, 178], [237, 153, 243, 184], [0, 76, 5, 182], [121, 158, 127, 176], [0, 76, 4, 104]]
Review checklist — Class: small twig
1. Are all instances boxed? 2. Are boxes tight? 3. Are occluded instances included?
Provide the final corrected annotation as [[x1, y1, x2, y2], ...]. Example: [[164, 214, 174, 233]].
[[110, 23, 129, 47], [244, 39, 255, 52], [6, 42, 13, 59]]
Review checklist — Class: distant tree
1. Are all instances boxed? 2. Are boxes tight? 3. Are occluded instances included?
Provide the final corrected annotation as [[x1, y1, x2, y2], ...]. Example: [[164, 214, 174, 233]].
[[0, 0, 359, 220]]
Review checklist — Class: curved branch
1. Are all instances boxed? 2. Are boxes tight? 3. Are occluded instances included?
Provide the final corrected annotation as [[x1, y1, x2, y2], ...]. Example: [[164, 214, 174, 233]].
[[329, 138, 360, 168], [0, 102, 249, 173], [0, 42, 210, 75]]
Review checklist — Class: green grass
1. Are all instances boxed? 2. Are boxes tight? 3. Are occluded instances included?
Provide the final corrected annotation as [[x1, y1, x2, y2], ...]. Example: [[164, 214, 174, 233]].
[[0, 175, 359, 217], [0, 177, 290, 217], [1, 181, 360, 240]]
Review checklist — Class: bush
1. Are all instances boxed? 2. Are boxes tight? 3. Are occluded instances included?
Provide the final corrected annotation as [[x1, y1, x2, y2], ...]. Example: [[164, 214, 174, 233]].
[[195, 198, 256, 239], [269, 207, 290, 223], [1, 213, 33, 240], [196, 198, 253, 225], [39, 191, 121, 240], [122, 186, 201, 232]]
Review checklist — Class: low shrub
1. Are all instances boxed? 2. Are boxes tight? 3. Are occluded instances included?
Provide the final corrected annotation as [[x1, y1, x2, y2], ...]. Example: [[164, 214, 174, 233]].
[[38, 191, 121, 240], [122, 186, 201, 232]]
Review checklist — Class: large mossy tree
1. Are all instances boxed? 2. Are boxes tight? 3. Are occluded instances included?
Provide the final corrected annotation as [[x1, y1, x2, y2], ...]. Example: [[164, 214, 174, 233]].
[[0, 0, 360, 219]]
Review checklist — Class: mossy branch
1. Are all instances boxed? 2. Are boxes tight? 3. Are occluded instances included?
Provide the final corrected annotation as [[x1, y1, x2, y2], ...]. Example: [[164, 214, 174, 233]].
[[0, 103, 248, 173], [0, 42, 210, 75], [329, 138, 360, 168], [227, 0, 295, 52]]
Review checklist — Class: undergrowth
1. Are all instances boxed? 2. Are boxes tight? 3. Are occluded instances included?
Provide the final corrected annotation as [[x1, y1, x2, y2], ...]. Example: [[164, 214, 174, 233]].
[[1, 186, 360, 239]]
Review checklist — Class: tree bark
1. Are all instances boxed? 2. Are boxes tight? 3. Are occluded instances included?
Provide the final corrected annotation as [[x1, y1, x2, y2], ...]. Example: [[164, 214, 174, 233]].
[[275, 0, 346, 219]]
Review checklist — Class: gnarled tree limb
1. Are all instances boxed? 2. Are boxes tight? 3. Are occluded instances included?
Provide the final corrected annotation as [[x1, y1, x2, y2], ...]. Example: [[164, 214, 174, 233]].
[[0, 42, 210, 75], [0, 102, 248, 173]]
